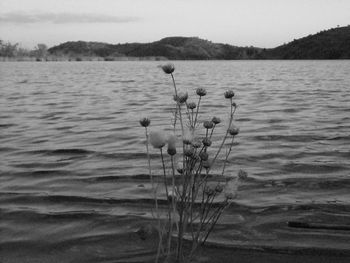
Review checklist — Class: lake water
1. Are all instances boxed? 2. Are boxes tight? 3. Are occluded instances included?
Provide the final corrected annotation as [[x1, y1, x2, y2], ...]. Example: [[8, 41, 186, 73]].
[[0, 61, 349, 262]]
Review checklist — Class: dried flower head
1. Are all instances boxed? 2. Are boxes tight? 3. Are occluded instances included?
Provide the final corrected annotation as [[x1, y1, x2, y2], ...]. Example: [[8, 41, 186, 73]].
[[238, 169, 248, 180], [204, 185, 215, 196], [191, 138, 202, 148], [177, 162, 184, 174], [187, 102, 196, 110], [199, 151, 208, 161], [139, 117, 150, 127], [212, 116, 221, 124], [183, 132, 193, 145], [224, 178, 238, 200], [161, 63, 175, 74], [149, 131, 167, 149], [196, 88, 207, 97], [203, 120, 214, 129], [202, 160, 211, 169], [225, 192, 236, 200], [202, 137, 212, 147], [177, 92, 188, 104], [224, 90, 235, 99], [184, 147, 195, 157], [228, 126, 239, 136], [167, 134, 177, 156], [215, 184, 224, 193]]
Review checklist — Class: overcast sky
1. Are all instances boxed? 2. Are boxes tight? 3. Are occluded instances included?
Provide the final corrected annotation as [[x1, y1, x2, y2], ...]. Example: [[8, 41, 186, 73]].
[[0, 0, 349, 48]]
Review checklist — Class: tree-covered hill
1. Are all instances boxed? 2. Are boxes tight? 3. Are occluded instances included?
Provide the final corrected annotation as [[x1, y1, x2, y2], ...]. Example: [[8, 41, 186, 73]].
[[43, 25, 350, 60], [264, 26, 350, 59], [48, 36, 264, 60]]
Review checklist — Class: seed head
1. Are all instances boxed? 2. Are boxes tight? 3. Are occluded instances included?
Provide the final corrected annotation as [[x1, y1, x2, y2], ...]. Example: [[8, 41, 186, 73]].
[[191, 139, 202, 148], [202, 160, 211, 169], [212, 116, 221, 125], [177, 92, 188, 103], [204, 186, 215, 196], [177, 162, 184, 174], [167, 134, 177, 156], [203, 120, 214, 129], [196, 88, 207, 97], [184, 147, 195, 157], [225, 192, 236, 200], [199, 151, 208, 161], [215, 184, 224, 193], [224, 90, 235, 99], [182, 132, 193, 145], [161, 63, 175, 74], [238, 169, 248, 180], [228, 126, 239, 136], [149, 131, 167, 149], [202, 137, 212, 147], [139, 117, 150, 127], [187, 102, 196, 110]]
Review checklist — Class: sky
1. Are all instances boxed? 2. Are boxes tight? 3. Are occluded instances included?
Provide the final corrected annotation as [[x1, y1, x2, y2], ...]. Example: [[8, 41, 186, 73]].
[[0, 0, 349, 49]]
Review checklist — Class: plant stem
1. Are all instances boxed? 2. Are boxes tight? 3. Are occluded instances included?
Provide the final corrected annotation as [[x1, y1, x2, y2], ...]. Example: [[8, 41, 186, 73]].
[[193, 96, 202, 128], [210, 100, 236, 172], [221, 136, 235, 176]]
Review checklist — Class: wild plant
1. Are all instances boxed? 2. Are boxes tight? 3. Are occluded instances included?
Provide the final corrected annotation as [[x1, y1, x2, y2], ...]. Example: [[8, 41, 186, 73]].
[[139, 63, 247, 263]]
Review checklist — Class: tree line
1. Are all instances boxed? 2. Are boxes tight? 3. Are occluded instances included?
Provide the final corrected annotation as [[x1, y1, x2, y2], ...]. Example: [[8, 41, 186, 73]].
[[0, 40, 48, 60]]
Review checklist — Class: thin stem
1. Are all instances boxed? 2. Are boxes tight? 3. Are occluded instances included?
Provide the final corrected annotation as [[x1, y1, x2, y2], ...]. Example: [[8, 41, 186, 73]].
[[210, 101, 236, 172], [160, 148, 169, 201], [221, 136, 235, 176], [193, 96, 202, 128]]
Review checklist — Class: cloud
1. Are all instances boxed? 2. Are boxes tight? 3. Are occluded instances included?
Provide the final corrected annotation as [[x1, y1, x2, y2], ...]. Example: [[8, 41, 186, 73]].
[[0, 12, 140, 24]]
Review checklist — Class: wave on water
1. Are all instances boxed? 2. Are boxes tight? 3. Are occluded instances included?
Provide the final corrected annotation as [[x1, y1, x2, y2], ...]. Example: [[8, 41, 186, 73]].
[[1, 61, 350, 261]]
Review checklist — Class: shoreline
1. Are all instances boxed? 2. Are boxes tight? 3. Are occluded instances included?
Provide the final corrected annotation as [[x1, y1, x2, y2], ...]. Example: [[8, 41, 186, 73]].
[[1, 56, 350, 62]]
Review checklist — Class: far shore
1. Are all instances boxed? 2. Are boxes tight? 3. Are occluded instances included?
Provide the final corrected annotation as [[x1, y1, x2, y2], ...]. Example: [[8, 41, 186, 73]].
[[1, 56, 350, 62], [0, 56, 168, 62]]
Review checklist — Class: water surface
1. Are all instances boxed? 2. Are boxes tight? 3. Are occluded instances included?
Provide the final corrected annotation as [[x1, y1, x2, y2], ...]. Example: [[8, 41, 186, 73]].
[[1, 61, 349, 262]]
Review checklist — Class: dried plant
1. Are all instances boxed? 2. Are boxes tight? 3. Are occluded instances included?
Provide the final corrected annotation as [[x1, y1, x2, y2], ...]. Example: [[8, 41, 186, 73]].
[[139, 63, 247, 263]]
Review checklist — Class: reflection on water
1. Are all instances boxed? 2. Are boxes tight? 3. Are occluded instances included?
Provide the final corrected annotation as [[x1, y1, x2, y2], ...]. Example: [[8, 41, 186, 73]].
[[0, 61, 350, 261]]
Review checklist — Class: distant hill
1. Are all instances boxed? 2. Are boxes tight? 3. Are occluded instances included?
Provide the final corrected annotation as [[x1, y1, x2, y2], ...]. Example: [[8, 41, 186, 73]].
[[48, 37, 264, 60], [48, 26, 350, 60], [265, 26, 350, 59]]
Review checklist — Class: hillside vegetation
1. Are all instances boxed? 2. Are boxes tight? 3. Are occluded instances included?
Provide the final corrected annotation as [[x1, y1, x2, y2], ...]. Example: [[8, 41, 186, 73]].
[[3, 26, 349, 60], [48, 37, 265, 60], [265, 26, 350, 59]]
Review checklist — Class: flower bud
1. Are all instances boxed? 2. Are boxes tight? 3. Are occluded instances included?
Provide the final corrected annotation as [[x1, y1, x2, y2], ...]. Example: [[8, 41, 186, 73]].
[[191, 139, 202, 148], [177, 92, 188, 103], [228, 126, 239, 136], [204, 185, 215, 196], [167, 148, 176, 156], [211, 117, 221, 124], [167, 134, 177, 156], [196, 88, 207, 97], [232, 102, 237, 108], [203, 120, 214, 129], [225, 192, 236, 200], [177, 162, 184, 174], [139, 117, 150, 127], [224, 90, 235, 99], [202, 138, 212, 147], [199, 151, 208, 161], [182, 132, 193, 145], [161, 63, 175, 74], [202, 160, 211, 169], [184, 147, 194, 157], [238, 169, 248, 180], [187, 102, 196, 110], [149, 131, 166, 149], [215, 184, 224, 193]]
